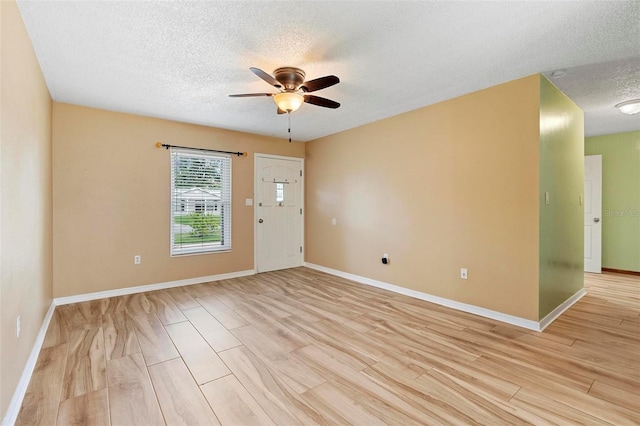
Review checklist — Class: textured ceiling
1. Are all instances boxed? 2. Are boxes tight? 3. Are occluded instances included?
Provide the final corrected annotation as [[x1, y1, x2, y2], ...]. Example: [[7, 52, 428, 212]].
[[543, 57, 640, 137], [16, 1, 640, 141]]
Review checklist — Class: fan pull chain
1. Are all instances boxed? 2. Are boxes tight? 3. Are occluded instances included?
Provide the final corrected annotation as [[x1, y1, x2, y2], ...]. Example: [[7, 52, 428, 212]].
[[288, 112, 292, 143]]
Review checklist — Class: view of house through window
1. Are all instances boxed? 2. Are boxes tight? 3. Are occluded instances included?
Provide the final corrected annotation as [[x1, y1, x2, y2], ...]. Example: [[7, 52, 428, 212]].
[[170, 148, 231, 255]]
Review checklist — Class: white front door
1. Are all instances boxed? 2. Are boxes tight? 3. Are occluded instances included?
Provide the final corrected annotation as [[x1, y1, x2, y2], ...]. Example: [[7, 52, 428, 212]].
[[255, 155, 303, 273], [584, 155, 602, 273]]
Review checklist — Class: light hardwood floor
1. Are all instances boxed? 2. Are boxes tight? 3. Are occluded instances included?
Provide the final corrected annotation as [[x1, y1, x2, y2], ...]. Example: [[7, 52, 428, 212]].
[[16, 268, 640, 425]]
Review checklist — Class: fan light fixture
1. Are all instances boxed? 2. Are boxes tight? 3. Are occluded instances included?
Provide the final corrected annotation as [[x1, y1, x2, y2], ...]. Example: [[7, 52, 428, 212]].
[[615, 99, 640, 115], [274, 92, 304, 112]]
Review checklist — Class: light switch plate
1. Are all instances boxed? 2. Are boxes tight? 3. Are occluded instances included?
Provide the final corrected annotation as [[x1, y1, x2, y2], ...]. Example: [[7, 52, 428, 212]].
[[545, 192, 550, 205], [246, 198, 253, 206]]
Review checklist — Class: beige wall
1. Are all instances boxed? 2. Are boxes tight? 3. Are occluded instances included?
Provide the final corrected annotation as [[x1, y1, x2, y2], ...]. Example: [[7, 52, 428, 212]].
[[306, 75, 541, 320], [0, 0, 53, 418], [52, 103, 304, 297]]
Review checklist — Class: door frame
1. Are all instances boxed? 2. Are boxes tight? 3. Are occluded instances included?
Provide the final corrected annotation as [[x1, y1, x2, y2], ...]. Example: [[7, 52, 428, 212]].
[[254, 153, 305, 272]]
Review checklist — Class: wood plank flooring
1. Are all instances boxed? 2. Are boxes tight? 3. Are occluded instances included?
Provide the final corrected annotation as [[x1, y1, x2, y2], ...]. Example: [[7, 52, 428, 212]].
[[16, 268, 640, 425]]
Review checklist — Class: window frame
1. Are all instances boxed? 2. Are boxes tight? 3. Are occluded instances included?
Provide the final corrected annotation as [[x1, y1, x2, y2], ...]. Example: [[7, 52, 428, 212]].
[[170, 148, 232, 256]]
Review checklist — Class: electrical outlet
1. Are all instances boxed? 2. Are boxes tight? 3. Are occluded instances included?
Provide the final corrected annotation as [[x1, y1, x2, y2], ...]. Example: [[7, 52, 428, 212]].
[[134, 255, 141, 264], [460, 268, 468, 280], [17, 315, 21, 338]]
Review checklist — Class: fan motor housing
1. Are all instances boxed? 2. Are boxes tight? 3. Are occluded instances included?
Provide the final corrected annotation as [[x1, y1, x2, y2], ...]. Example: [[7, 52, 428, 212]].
[[274, 67, 306, 91]]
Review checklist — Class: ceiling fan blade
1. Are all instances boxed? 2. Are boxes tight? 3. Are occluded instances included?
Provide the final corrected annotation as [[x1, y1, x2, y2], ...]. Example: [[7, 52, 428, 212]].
[[228, 93, 274, 97], [277, 108, 287, 114], [301, 75, 339, 92], [304, 95, 340, 109], [250, 67, 282, 88]]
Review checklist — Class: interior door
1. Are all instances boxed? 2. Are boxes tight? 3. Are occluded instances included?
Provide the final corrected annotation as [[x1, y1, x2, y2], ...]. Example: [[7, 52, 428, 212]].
[[584, 155, 602, 273], [255, 155, 303, 273]]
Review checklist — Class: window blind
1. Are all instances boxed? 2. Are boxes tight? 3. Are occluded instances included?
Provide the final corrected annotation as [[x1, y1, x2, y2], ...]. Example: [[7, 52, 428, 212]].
[[170, 148, 232, 255]]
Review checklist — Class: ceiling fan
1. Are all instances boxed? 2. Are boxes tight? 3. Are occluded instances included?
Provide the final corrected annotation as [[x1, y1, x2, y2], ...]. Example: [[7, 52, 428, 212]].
[[229, 67, 340, 114]]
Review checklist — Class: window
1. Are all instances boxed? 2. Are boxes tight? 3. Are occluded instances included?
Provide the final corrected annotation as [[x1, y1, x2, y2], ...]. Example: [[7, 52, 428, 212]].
[[171, 148, 231, 255], [275, 183, 284, 203]]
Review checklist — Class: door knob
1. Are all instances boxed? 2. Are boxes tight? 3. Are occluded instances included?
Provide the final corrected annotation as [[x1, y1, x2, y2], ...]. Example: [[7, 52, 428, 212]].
[[594, 217, 600, 223], [258, 219, 263, 223]]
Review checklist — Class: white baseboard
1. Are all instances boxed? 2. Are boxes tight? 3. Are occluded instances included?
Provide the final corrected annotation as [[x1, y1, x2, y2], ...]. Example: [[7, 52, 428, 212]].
[[304, 263, 582, 332], [2, 301, 56, 426], [54, 269, 256, 306], [539, 288, 586, 331]]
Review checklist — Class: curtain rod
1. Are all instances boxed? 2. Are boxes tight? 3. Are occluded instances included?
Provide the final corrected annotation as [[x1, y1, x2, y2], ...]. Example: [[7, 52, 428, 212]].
[[156, 142, 247, 157]]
